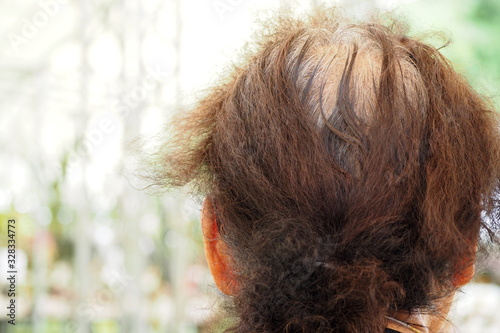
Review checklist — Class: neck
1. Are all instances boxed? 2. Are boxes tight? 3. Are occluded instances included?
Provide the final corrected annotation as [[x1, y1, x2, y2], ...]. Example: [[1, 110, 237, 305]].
[[387, 293, 455, 333]]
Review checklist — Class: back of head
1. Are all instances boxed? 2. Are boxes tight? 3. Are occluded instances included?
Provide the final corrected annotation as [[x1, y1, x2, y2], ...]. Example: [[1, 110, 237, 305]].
[[147, 8, 500, 333]]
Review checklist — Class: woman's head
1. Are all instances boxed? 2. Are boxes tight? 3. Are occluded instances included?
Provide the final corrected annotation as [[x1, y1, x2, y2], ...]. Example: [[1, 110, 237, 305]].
[[148, 9, 500, 332]]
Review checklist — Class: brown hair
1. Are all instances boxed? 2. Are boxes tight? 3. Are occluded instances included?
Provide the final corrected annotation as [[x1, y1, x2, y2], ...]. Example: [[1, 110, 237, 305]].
[[144, 9, 500, 333]]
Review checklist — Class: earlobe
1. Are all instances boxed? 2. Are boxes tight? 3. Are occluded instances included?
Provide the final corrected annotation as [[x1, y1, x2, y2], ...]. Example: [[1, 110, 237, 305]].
[[453, 245, 477, 287], [453, 256, 475, 287], [453, 263, 475, 287], [201, 198, 238, 295]]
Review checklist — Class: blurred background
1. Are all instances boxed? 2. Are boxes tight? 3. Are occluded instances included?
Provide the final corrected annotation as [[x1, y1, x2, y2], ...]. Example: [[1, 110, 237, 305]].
[[0, 0, 499, 332]]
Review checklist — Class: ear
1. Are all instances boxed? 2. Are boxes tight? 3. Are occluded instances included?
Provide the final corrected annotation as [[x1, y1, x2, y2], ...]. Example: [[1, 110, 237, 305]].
[[453, 263, 475, 287], [453, 255, 476, 288], [452, 245, 477, 287], [201, 198, 238, 295]]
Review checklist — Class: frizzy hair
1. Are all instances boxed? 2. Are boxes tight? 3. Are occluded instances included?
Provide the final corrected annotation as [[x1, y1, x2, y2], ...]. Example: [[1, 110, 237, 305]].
[[143, 9, 500, 333]]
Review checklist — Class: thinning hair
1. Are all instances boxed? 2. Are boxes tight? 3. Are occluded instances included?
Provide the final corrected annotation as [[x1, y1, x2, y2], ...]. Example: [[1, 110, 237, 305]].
[[144, 9, 500, 333]]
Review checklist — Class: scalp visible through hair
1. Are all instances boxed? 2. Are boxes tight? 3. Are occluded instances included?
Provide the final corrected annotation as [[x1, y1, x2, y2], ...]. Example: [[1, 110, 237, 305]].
[[142, 7, 500, 333]]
